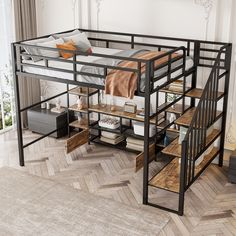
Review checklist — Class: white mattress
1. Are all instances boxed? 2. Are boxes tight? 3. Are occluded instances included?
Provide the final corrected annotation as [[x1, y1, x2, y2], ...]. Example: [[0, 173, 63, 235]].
[[22, 46, 194, 88]]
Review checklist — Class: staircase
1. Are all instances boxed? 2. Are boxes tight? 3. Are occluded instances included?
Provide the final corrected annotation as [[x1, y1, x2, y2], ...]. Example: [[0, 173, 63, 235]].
[[146, 43, 232, 215]]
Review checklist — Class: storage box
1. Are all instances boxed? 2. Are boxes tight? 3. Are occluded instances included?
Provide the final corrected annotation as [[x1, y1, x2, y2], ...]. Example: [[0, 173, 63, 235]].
[[132, 121, 156, 137], [124, 102, 137, 114]]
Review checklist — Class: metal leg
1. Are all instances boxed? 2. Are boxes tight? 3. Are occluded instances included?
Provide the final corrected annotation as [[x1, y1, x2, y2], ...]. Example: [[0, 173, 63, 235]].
[[14, 75, 24, 166], [219, 45, 232, 167], [12, 44, 24, 166], [143, 61, 151, 205]]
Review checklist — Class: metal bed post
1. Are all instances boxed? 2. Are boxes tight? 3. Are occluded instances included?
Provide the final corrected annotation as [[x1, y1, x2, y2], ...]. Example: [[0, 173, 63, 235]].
[[219, 44, 232, 167], [143, 61, 151, 204], [12, 43, 25, 166], [191, 41, 200, 108], [178, 140, 188, 215]]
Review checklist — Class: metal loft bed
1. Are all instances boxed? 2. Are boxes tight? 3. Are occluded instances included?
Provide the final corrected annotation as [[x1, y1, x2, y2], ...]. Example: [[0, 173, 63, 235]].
[[12, 29, 232, 215]]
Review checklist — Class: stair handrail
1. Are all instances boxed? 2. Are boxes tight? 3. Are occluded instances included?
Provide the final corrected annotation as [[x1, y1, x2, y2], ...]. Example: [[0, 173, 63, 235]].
[[180, 44, 229, 189]]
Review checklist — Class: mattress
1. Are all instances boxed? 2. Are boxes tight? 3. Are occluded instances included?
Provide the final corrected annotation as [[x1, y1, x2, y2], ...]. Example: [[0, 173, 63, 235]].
[[22, 46, 194, 90]]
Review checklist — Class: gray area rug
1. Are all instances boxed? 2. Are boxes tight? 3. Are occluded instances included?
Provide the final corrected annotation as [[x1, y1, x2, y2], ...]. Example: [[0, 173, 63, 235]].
[[0, 167, 169, 236]]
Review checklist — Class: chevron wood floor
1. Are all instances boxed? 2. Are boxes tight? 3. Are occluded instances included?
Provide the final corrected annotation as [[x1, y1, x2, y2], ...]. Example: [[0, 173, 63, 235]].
[[1, 129, 236, 236]]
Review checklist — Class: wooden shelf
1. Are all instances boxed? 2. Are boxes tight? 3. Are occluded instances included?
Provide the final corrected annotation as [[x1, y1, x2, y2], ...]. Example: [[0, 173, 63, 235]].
[[162, 129, 220, 157], [149, 147, 219, 193], [89, 104, 163, 124], [69, 87, 98, 96], [69, 119, 89, 130], [166, 104, 189, 115], [186, 88, 224, 99], [69, 104, 88, 113], [160, 86, 190, 96], [157, 120, 179, 133], [175, 107, 222, 127]]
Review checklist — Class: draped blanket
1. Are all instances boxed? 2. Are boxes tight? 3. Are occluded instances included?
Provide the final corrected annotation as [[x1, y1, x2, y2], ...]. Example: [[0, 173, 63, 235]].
[[105, 51, 179, 99]]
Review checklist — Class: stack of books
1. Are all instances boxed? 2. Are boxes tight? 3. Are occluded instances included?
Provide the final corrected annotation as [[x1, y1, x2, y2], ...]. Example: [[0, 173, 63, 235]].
[[100, 131, 125, 145], [126, 137, 144, 152], [168, 80, 183, 92]]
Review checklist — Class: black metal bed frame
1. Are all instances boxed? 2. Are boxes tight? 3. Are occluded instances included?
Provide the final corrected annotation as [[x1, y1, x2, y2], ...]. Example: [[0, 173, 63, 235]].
[[12, 28, 232, 215]]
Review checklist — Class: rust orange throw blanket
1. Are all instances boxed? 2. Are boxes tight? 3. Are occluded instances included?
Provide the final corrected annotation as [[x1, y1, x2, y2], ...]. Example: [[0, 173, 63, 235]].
[[105, 51, 179, 99]]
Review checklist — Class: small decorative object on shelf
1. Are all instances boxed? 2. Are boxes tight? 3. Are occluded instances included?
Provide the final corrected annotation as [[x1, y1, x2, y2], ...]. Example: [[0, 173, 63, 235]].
[[40, 96, 46, 109], [167, 93, 180, 109], [168, 80, 183, 92], [76, 96, 86, 110], [98, 117, 120, 130], [46, 102, 50, 110], [169, 113, 176, 129], [136, 108, 154, 119], [78, 114, 82, 122], [99, 90, 107, 108], [124, 102, 137, 114], [51, 99, 65, 114], [110, 97, 116, 112], [164, 135, 170, 147]]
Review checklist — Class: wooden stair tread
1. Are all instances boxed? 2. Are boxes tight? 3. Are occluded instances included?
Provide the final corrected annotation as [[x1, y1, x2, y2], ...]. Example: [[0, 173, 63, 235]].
[[166, 104, 189, 114], [162, 129, 220, 157], [149, 147, 219, 193], [175, 107, 222, 127], [186, 88, 224, 99]]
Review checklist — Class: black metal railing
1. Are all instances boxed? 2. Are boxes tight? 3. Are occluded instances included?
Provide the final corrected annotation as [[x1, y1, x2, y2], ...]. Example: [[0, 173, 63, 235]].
[[180, 44, 229, 193]]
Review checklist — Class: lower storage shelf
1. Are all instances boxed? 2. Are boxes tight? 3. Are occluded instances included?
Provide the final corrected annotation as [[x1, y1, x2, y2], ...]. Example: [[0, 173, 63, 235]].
[[148, 147, 219, 193]]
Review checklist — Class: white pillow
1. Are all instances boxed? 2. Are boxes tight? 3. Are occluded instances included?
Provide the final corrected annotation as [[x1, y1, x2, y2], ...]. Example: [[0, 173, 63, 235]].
[[37, 38, 64, 58], [23, 36, 55, 61], [53, 29, 81, 39], [63, 32, 92, 53]]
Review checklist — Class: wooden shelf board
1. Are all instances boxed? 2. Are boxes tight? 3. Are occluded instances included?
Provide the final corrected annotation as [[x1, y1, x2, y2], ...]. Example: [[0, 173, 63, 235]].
[[69, 104, 88, 113], [175, 107, 196, 127], [162, 129, 220, 157], [175, 107, 221, 127], [166, 104, 190, 114], [89, 104, 164, 124], [186, 88, 224, 99], [69, 119, 89, 130], [69, 87, 98, 96], [149, 147, 219, 193], [160, 86, 191, 96]]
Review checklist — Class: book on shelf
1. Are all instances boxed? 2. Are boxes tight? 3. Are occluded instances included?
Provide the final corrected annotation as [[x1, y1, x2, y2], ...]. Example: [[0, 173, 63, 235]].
[[100, 135, 125, 145], [168, 80, 183, 92]]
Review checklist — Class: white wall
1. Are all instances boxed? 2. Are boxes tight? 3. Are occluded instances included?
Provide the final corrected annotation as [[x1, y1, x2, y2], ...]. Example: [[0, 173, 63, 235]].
[[36, 0, 236, 144]]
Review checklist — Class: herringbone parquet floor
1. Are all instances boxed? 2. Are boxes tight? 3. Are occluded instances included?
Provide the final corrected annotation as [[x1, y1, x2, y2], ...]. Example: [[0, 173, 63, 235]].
[[1, 129, 236, 236]]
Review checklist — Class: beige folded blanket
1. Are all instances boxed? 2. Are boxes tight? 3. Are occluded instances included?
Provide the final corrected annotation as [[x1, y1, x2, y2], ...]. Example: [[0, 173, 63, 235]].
[[126, 137, 144, 146], [105, 51, 179, 99], [126, 143, 144, 152]]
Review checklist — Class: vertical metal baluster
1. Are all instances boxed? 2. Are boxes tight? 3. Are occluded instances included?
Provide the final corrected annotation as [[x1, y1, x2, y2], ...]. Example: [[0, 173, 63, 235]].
[[67, 84, 70, 138]]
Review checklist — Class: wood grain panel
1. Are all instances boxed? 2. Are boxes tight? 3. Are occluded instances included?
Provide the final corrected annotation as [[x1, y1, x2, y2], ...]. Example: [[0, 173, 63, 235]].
[[162, 129, 220, 157], [65, 129, 89, 154], [135, 144, 156, 172], [149, 147, 219, 193]]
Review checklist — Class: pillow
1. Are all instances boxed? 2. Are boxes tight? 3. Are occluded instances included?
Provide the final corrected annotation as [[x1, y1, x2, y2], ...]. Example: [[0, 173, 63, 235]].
[[37, 38, 64, 58], [23, 36, 55, 62], [56, 40, 77, 59], [63, 32, 92, 54], [53, 29, 80, 39]]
